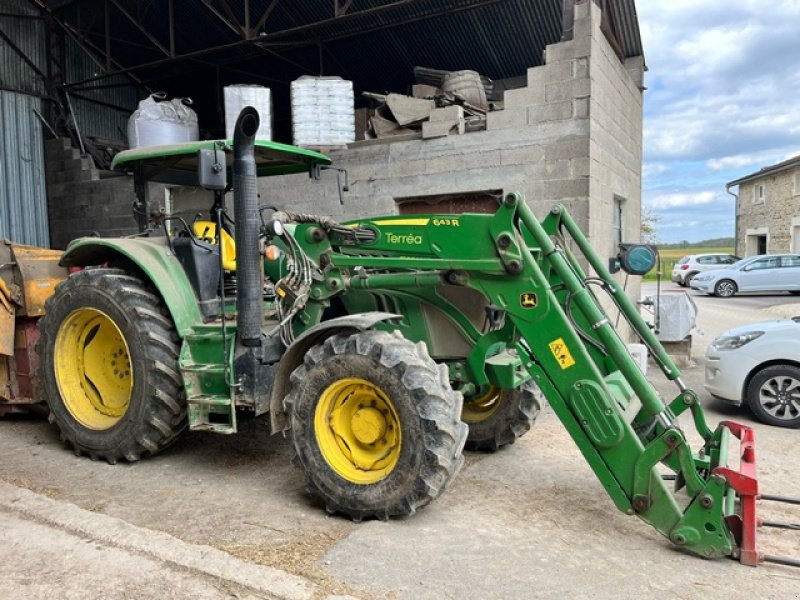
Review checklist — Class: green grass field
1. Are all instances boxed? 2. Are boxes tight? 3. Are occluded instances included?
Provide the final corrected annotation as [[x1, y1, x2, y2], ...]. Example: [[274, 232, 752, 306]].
[[643, 247, 736, 281]]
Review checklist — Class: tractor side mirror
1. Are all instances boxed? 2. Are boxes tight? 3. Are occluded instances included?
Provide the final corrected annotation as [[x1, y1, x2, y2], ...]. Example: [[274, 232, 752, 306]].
[[310, 164, 349, 205], [198, 148, 227, 190]]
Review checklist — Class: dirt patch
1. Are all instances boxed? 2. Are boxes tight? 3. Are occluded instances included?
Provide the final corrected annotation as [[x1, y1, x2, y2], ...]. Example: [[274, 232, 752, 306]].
[[219, 525, 389, 600]]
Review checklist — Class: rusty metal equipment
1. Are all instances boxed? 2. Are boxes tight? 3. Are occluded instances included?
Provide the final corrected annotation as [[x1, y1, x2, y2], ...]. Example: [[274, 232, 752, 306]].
[[0, 241, 66, 416]]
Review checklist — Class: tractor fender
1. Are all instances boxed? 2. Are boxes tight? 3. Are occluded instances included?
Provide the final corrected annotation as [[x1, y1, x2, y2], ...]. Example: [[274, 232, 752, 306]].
[[60, 237, 203, 335], [269, 312, 401, 434]]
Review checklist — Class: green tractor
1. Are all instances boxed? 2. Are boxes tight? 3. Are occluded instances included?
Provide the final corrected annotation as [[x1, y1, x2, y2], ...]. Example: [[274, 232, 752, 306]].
[[37, 108, 793, 563]]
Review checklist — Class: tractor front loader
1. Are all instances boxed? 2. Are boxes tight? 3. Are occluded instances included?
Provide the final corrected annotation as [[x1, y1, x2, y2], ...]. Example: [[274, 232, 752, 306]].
[[36, 107, 799, 565]]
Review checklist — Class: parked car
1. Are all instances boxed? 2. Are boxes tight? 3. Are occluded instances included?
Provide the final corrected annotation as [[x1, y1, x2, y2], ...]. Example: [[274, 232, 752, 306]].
[[705, 317, 800, 427], [670, 253, 740, 286], [690, 254, 800, 297]]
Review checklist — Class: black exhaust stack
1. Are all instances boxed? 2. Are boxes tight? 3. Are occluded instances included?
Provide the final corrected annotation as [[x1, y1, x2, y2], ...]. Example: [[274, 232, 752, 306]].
[[232, 106, 262, 347]]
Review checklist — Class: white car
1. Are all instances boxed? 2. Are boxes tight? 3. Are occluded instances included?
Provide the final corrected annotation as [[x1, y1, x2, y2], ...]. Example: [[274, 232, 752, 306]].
[[705, 317, 800, 427], [670, 253, 739, 286], [690, 254, 800, 297]]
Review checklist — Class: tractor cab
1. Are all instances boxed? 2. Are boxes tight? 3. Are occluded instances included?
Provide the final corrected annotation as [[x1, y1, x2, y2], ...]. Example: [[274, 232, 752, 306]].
[[111, 138, 331, 231], [110, 139, 332, 319]]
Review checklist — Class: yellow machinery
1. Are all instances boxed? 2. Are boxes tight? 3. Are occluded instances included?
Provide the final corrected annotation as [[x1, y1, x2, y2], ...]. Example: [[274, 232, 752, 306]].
[[0, 240, 66, 416]]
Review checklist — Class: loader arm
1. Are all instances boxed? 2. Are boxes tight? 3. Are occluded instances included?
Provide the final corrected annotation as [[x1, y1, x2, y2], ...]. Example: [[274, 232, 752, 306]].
[[290, 192, 764, 561]]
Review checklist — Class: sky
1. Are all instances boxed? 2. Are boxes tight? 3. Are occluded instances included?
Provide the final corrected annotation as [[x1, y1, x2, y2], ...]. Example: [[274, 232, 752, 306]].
[[636, 0, 800, 243]]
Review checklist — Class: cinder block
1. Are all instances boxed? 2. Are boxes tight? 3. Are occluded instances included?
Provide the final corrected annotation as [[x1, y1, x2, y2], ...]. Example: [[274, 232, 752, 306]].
[[574, 57, 590, 79], [574, 0, 591, 20], [528, 101, 573, 123], [504, 85, 545, 109], [545, 159, 572, 179], [546, 137, 589, 161], [574, 96, 590, 119], [545, 78, 591, 103], [422, 119, 464, 139], [571, 157, 591, 178], [544, 36, 591, 63], [500, 145, 545, 166], [486, 109, 528, 131], [543, 178, 590, 200], [428, 106, 464, 122]]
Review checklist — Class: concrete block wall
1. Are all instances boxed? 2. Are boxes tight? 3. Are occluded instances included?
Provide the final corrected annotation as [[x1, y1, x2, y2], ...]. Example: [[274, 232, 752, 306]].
[[170, 0, 640, 260], [45, 138, 161, 249]]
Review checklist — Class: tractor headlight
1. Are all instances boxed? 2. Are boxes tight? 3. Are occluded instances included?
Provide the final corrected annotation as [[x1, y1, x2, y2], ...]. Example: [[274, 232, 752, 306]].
[[710, 331, 764, 351]]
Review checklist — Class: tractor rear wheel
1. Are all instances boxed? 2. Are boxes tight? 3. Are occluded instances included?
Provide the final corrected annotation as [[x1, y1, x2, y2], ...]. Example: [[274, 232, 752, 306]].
[[462, 383, 542, 451], [284, 330, 467, 520], [38, 268, 186, 463]]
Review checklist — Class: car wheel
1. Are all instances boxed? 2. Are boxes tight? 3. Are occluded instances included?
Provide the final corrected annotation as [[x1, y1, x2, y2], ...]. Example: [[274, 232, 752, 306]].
[[685, 272, 698, 286], [746, 365, 800, 428], [677, 280, 687, 288], [714, 279, 737, 298]]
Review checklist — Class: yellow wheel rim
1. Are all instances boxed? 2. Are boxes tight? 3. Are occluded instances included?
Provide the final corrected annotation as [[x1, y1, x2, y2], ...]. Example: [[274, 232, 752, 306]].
[[462, 386, 502, 423], [314, 377, 402, 484], [54, 307, 133, 430]]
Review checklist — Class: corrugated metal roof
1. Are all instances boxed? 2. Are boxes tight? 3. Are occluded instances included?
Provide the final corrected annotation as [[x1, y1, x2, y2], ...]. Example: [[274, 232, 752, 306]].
[[613, 0, 644, 60], [40, 0, 643, 139], [0, 91, 49, 247], [65, 36, 141, 141]]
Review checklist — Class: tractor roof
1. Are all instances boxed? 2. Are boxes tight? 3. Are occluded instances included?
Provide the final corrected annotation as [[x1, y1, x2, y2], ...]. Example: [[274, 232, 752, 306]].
[[111, 140, 331, 185]]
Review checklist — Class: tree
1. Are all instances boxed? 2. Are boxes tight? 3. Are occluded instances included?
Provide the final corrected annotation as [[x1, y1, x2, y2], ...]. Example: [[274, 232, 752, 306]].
[[641, 206, 661, 244]]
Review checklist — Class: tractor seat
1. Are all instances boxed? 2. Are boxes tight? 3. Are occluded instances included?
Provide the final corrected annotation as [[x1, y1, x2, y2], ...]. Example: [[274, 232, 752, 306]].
[[192, 221, 236, 271]]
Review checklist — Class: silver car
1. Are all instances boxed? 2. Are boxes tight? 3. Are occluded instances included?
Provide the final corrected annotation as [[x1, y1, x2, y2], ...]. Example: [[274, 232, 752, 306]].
[[690, 254, 800, 297], [670, 253, 740, 286]]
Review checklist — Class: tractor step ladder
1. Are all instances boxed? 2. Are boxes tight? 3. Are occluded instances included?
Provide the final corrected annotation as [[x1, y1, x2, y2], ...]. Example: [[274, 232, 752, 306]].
[[181, 324, 237, 434]]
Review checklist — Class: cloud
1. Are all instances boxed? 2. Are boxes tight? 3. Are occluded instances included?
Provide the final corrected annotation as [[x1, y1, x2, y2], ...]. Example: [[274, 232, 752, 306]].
[[646, 191, 718, 210], [637, 1, 800, 242]]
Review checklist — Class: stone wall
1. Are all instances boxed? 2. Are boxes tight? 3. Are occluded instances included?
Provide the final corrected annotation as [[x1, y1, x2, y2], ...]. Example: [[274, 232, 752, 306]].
[[736, 166, 800, 256]]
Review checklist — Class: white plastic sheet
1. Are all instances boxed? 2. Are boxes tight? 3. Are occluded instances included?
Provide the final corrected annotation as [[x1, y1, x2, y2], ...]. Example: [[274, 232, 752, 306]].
[[291, 76, 355, 147], [224, 85, 272, 141]]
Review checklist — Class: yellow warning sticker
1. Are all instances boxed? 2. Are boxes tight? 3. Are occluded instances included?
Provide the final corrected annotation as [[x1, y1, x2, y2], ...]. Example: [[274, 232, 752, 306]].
[[549, 338, 576, 370]]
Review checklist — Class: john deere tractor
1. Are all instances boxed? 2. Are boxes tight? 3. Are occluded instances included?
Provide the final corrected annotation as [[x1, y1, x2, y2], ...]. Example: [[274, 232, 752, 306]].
[[37, 108, 792, 564]]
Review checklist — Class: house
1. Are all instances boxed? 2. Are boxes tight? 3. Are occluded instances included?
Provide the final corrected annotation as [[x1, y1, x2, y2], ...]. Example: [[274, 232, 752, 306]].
[[726, 155, 800, 257]]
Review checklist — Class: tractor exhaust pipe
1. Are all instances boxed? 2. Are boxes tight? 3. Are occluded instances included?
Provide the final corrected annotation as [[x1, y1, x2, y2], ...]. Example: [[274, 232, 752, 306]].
[[232, 107, 262, 347]]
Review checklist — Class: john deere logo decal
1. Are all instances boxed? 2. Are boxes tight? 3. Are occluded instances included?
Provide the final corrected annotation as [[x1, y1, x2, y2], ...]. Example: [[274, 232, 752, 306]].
[[520, 292, 538, 308]]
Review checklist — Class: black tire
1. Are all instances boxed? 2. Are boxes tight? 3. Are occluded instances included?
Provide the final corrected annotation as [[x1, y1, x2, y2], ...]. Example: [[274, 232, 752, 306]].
[[789, 291, 800, 296], [685, 272, 698, 286], [284, 330, 467, 520], [38, 268, 186, 463], [746, 365, 800, 428], [462, 383, 543, 451], [714, 279, 737, 298], [677, 280, 687, 288]]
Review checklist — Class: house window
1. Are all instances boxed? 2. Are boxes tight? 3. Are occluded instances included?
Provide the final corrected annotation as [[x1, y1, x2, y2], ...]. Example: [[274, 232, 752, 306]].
[[793, 171, 800, 197], [612, 195, 625, 247], [753, 184, 765, 204]]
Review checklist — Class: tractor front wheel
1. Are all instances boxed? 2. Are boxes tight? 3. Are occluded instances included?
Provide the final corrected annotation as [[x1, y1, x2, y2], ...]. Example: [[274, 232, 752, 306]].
[[38, 268, 186, 463], [462, 383, 542, 451], [284, 330, 467, 520]]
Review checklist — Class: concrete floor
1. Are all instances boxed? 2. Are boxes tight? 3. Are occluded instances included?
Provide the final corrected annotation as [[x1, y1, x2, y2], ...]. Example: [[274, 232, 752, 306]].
[[1, 283, 799, 599]]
